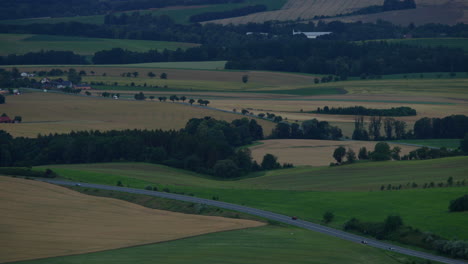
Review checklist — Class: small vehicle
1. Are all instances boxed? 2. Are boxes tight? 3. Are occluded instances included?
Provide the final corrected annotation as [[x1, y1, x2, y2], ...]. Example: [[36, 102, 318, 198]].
[[291, 216, 298, 220], [361, 240, 368, 244], [75, 183, 82, 186], [388, 247, 394, 250]]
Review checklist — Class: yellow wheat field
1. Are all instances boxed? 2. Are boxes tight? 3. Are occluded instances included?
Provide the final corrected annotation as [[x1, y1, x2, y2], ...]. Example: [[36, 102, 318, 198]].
[[0, 177, 264, 263]]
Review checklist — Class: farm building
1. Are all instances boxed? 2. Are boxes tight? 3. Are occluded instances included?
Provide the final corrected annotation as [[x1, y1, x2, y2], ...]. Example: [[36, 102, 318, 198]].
[[0, 115, 12, 123], [293, 30, 332, 39]]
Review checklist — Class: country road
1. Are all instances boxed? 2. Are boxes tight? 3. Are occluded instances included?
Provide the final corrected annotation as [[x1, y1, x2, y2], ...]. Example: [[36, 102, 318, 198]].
[[41, 179, 468, 264]]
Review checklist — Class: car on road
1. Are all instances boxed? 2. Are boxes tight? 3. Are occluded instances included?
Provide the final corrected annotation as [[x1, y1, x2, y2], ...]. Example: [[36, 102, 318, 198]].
[[291, 216, 298, 220], [75, 183, 81, 186], [361, 240, 368, 244]]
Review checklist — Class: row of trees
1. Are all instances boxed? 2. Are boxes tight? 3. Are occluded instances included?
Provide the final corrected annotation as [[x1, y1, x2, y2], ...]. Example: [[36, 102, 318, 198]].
[[0, 117, 269, 178], [0, 0, 243, 20], [345, 215, 468, 259], [414, 115, 468, 139], [352, 115, 468, 141], [332, 142, 402, 165], [316, 106, 416, 116], [271, 119, 342, 140]]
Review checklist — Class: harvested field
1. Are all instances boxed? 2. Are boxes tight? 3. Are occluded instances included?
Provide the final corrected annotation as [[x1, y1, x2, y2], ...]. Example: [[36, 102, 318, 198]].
[[0, 92, 275, 137], [250, 139, 418, 166], [0, 177, 264, 263], [209, 0, 467, 25], [320, 1, 468, 26]]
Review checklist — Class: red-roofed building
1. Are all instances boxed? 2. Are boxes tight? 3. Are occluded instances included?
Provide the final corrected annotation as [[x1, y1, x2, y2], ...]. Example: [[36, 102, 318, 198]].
[[0, 115, 12, 123]]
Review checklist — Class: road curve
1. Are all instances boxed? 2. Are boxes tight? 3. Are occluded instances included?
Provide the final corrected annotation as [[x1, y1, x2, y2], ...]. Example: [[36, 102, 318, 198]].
[[41, 179, 467, 264]]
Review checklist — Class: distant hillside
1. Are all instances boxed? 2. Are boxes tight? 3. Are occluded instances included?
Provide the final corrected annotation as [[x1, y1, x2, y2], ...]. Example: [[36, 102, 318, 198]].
[[0, 34, 199, 56], [208, 0, 468, 25]]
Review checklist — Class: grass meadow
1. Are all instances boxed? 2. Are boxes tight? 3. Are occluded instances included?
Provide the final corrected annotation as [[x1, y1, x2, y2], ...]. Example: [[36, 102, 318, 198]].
[[13, 225, 411, 264], [0, 34, 199, 56], [40, 156, 468, 239]]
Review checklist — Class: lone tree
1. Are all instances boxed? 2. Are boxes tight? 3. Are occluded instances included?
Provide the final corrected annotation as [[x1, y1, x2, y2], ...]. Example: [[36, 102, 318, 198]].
[[132, 72, 139, 78], [147, 72, 156, 78], [346, 148, 356, 163], [371, 142, 392, 161], [323, 211, 334, 224], [449, 195, 468, 212], [67, 68, 81, 84], [180, 96, 187, 102], [0, 94, 5, 104], [242, 75, 249, 84], [189, 98, 195, 105], [333, 146, 346, 163], [160, 72, 168, 79], [261, 153, 280, 170], [134, 92, 146, 100]]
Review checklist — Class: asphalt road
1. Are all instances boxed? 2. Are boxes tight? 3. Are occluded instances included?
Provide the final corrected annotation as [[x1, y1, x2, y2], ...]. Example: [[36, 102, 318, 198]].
[[41, 179, 467, 264]]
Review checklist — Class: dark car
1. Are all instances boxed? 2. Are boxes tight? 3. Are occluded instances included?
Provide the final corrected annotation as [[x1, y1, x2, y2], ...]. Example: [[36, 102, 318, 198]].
[[291, 216, 298, 220]]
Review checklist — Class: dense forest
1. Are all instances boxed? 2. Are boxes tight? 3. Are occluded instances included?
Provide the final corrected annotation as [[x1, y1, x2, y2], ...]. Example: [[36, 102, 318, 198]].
[[2, 14, 468, 45], [315, 106, 417, 117], [0, 117, 268, 178], [0, 0, 244, 20]]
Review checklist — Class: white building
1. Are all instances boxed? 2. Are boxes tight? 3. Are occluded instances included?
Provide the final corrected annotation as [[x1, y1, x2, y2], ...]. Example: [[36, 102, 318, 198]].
[[293, 30, 332, 39]]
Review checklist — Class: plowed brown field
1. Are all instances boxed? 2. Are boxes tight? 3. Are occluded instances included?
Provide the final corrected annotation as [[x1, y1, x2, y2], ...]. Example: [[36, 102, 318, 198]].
[[0, 177, 264, 263]]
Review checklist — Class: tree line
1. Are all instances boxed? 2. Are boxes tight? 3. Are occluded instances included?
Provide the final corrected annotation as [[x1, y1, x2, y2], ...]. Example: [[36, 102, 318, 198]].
[[352, 115, 468, 141], [271, 119, 342, 140], [345, 215, 468, 260], [0, 0, 244, 20], [3, 13, 468, 45], [0, 117, 287, 179], [315, 106, 416, 117]]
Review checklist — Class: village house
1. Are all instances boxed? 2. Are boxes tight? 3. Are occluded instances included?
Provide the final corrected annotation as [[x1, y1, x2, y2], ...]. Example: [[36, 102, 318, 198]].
[[0, 115, 12, 123], [21, 72, 35, 78]]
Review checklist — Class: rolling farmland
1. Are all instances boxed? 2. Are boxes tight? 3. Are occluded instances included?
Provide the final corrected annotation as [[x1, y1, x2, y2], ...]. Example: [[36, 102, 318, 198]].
[[36, 156, 468, 239], [209, 0, 468, 25], [0, 92, 275, 138], [0, 176, 263, 263]]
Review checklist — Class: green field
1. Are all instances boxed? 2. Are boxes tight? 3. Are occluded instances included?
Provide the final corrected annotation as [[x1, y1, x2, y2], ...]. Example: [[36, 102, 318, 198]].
[[40, 156, 468, 239], [0, 34, 199, 56], [14, 225, 414, 264], [390, 139, 462, 149], [0, 0, 287, 25]]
